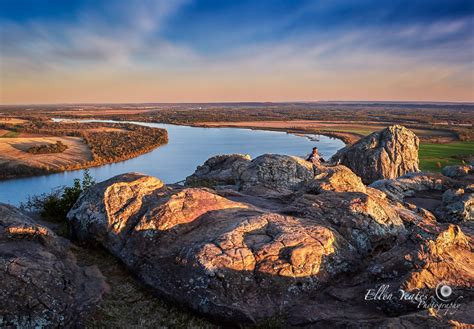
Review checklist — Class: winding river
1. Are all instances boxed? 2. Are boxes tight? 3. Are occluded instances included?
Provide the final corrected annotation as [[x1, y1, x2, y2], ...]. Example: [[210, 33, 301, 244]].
[[0, 120, 345, 205]]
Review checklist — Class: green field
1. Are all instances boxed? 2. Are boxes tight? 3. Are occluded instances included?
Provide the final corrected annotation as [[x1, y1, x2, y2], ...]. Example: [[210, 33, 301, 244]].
[[326, 127, 376, 136], [419, 141, 474, 172]]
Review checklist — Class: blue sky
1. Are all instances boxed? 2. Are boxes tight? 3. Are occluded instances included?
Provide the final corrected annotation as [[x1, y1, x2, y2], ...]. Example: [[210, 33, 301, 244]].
[[1, 0, 473, 103]]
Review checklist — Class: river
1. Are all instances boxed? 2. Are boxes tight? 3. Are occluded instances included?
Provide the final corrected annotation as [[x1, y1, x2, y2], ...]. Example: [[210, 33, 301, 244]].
[[0, 120, 345, 205]]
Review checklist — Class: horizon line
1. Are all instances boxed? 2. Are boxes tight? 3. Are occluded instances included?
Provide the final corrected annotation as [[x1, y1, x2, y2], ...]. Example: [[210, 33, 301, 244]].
[[1, 100, 474, 107]]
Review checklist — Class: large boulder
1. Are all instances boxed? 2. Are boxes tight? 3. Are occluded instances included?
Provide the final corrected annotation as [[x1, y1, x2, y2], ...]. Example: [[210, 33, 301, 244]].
[[237, 154, 314, 192], [126, 211, 357, 322], [67, 159, 474, 327], [67, 173, 165, 253], [306, 164, 367, 194], [370, 172, 449, 202], [68, 174, 358, 322], [332, 125, 419, 184], [436, 186, 474, 222], [0, 203, 107, 327], [442, 164, 472, 178], [67, 173, 249, 257], [185, 154, 315, 195], [370, 172, 473, 222], [185, 154, 251, 187]]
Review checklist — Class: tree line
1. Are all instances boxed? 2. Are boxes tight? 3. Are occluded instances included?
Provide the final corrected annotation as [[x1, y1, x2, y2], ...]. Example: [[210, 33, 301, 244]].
[[0, 120, 168, 179]]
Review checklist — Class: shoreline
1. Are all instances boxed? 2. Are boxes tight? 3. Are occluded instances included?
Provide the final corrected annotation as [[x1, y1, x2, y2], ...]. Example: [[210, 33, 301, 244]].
[[0, 142, 162, 181], [0, 121, 168, 181], [1, 120, 344, 182], [187, 122, 358, 144], [2, 117, 470, 182]]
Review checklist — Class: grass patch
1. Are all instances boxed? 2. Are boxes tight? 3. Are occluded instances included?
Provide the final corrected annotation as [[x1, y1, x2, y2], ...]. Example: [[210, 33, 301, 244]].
[[419, 141, 474, 172], [72, 245, 214, 329], [1, 130, 19, 137], [323, 127, 375, 136]]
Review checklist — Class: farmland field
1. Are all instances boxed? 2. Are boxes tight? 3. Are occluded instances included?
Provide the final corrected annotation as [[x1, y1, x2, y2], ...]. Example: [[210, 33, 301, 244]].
[[419, 141, 474, 172]]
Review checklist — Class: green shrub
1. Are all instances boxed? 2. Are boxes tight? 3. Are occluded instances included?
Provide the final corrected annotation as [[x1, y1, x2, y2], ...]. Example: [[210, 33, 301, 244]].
[[21, 169, 95, 221]]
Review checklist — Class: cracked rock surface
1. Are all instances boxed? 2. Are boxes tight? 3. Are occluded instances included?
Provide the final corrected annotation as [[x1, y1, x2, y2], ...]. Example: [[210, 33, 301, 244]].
[[66, 126, 472, 327], [0, 203, 108, 328], [68, 166, 473, 326], [331, 125, 420, 184]]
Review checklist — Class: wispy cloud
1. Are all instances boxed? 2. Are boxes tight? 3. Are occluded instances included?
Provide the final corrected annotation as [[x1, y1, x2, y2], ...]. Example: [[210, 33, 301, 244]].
[[1, 0, 191, 74], [1, 0, 473, 103]]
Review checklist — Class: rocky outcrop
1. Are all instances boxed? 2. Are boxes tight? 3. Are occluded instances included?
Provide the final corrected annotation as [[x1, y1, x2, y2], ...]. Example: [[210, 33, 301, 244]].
[[436, 186, 474, 222], [0, 203, 107, 328], [185, 154, 315, 195], [68, 173, 165, 252], [287, 197, 474, 325], [69, 174, 358, 321], [66, 129, 473, 327], [442, 164, 472, 178], [68, 160, 473, 326], [185, 154, 251, 187], [370, 172, 450, 202], [126, 211, 358, 322], [185, 154, 368, 196], [403, 224, 472, 292], [237, 154, 315, 193], [370, 172, 473, 222], [287, 190, 406, 254], [306, 164, 367, 193], [289, 219, 474, 327], [331, 125, 419, 184]]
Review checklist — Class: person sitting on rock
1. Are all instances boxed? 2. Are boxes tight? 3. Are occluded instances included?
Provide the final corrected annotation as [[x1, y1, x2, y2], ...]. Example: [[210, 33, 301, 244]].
[[306, 147, 325, 165]]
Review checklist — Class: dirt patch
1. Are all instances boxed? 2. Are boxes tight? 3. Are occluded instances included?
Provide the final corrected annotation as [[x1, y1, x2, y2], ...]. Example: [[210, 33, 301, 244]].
[[0, 117, 28, 124], [0, 136, 92, 171]]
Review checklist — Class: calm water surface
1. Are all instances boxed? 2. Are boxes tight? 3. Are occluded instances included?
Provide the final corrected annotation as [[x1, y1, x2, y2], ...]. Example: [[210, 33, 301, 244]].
[[0, 121, 345, 205]]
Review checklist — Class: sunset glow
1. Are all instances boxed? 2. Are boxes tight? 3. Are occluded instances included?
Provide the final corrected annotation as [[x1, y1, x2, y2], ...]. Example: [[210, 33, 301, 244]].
[[1, 0, 473, 104]]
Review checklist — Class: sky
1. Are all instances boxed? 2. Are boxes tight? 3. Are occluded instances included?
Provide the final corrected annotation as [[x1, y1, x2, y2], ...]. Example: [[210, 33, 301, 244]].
[[0, 0, 473, 104]]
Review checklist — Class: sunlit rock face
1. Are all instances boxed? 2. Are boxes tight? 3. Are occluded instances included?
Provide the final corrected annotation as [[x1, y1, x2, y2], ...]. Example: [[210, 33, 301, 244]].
[[68, 173, 359, 321], [289, 220, 474, 327], [68, 173, 165, 253], [331, 125, 420, 184], [68, 127, 473, 326], [287, 190, 406, 255], [403, 225, 472, 291], [306, 164, 367, 193], [0, 203, 107, 328]]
